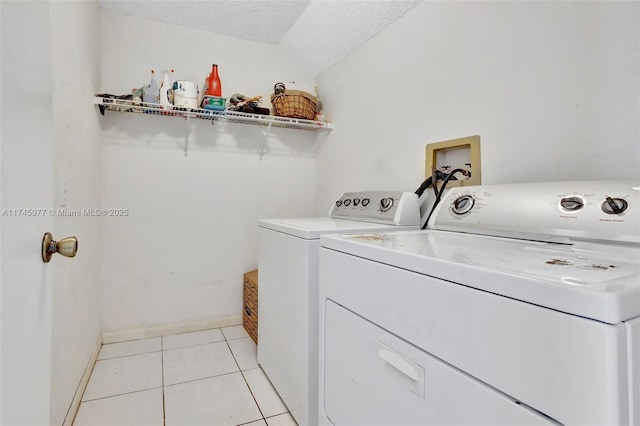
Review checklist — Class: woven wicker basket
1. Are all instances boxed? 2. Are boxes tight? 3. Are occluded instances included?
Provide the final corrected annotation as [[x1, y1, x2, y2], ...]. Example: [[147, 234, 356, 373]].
[[270, 89, 318, 120]]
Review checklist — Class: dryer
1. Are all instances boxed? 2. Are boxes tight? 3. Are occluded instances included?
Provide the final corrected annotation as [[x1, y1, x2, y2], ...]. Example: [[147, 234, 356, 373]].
[[319, 181, 640, 425], [258, 191, 421, 426]]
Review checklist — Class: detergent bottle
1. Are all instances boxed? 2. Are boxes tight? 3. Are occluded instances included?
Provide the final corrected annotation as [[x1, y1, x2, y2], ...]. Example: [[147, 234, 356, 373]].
[[143, 70, 159, 106]]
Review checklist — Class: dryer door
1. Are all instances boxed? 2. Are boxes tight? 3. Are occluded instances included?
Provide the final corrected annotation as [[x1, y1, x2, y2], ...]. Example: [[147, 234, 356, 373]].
[[323, 300, 557, 426]]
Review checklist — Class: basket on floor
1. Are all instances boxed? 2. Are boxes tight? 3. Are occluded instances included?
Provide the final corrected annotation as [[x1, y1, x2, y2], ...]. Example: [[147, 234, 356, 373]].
[[270, 83, 317, 120]]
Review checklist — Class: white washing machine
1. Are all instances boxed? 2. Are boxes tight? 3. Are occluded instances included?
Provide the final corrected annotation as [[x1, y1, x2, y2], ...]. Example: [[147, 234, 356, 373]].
[[319, 181, 640, 426], [258, 191, 421, 426]]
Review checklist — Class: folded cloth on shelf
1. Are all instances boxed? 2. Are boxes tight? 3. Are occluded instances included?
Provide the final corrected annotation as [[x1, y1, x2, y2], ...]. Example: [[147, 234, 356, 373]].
[[95, 93, 135, 115], [227, 93, 269, 115]]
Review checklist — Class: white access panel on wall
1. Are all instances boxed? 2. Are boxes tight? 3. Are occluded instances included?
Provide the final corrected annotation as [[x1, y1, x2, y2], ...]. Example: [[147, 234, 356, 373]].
[[323, 300, 555, 426]]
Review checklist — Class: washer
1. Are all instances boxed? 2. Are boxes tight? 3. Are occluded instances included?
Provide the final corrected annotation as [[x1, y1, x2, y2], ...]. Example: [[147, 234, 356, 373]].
[[258, 191, 421, 426], [319, 181, 640, 426]]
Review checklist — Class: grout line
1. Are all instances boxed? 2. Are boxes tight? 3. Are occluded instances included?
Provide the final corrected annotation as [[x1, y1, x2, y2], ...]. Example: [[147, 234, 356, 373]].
[[264, 412, 292, 420], [225, 338, 267, 422], [97, 349, 163, 361], [236, 420, 266, 426], [163, 370, 244, 388], [162, 339, 227, 352], [161, 336, 167, 426], [80, 386, 164, 403], [224, 335, 252, 341]]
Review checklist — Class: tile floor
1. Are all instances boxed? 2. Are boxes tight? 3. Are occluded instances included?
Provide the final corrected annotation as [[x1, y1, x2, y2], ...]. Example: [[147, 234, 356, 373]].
[[73, 325, 297, 426]]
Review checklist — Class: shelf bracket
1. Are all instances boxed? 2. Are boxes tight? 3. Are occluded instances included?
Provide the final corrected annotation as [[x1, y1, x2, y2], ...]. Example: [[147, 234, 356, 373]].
[[259, 122, 272, 159], [184, 113, 191, 157], [262, 122, 273, 138]]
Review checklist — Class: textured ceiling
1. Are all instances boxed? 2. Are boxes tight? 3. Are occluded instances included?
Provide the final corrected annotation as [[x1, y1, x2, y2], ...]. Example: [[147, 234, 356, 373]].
[[97, 0, 419, 76]]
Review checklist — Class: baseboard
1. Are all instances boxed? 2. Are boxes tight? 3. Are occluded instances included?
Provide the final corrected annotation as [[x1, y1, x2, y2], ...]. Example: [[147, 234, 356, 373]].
[[62, 334, 103, 426], [101, 315, 243, 344]]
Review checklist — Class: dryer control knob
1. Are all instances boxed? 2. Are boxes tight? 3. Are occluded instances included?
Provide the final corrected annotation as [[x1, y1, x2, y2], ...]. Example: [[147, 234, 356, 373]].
[[451, 195, 475, 216], [601, 197, 628, 215], [362, 198, 370, 207], [560, 196, 584, 212], [380, 198, 394, 212]]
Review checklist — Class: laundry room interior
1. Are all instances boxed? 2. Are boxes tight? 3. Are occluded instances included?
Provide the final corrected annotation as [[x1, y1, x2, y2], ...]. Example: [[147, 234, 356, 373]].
[[1, 1, 639, 425]]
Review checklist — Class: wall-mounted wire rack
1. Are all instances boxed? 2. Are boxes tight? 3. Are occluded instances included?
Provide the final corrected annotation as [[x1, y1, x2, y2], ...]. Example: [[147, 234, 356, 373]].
[[93, 96, 333, 131]]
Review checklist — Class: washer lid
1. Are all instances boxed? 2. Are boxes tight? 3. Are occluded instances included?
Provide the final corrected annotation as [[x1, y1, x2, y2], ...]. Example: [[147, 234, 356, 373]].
[[259, 218, 417, 239], [320, 230, 640, 324]]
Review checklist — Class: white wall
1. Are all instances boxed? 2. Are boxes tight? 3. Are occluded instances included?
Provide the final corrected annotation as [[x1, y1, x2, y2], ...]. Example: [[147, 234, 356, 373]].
[[315, 1, 640, 213], [83, 0, 640, 337], [49, 2, 103, 424], [100, 11, 319, 332]]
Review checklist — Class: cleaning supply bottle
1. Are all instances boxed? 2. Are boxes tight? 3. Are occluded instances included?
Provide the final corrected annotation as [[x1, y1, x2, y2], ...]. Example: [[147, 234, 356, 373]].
[[143, 70, 159, 106], [159, 69, 174, 110], [205, 64, 222, 97]]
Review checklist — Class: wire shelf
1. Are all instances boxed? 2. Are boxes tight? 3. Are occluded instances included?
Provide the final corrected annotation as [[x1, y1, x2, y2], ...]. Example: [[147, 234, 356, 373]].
[[94, 96, 333, 131]]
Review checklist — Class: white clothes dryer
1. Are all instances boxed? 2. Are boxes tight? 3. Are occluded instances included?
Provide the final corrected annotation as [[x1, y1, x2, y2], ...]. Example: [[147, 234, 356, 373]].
[[319, 181, 640, 426], [258, 191, 421, 426]]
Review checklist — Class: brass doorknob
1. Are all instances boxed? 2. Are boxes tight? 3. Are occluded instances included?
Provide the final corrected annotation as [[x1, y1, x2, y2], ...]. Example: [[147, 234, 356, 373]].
[[41, 232, 78, 263]]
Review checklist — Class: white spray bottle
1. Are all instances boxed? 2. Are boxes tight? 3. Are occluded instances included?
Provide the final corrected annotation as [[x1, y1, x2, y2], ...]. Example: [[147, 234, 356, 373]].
[[159, 69, 174, 110]]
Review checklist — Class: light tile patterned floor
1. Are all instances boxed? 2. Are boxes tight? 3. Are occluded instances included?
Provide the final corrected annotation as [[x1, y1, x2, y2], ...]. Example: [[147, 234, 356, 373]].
[[73, 325, 297, 426]]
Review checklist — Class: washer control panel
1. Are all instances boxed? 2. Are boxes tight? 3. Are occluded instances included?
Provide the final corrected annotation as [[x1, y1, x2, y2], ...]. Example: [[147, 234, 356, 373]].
[[329, 191, 420, 226], [430, 181, 640, 243]]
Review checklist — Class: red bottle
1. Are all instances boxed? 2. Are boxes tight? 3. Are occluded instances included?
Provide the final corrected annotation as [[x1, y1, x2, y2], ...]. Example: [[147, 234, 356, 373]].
[[206, 64, 222, 97]]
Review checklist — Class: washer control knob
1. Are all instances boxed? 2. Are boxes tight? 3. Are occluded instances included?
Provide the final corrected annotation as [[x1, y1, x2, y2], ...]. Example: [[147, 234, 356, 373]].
[[380, 198, 394, 212], [353, 198, 361, 206], [344, 199, 352, 207], [560, 196, 584, 212], [335, 200, 343, 207], [362, 198, 370, 207], [601, 197, 628, 215], [451, 195, 475, 215]]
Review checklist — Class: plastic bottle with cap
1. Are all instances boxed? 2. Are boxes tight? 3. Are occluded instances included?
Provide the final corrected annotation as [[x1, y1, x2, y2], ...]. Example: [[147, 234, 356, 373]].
[[143, 70, 159, 107], [205, 64, 222, 97]]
